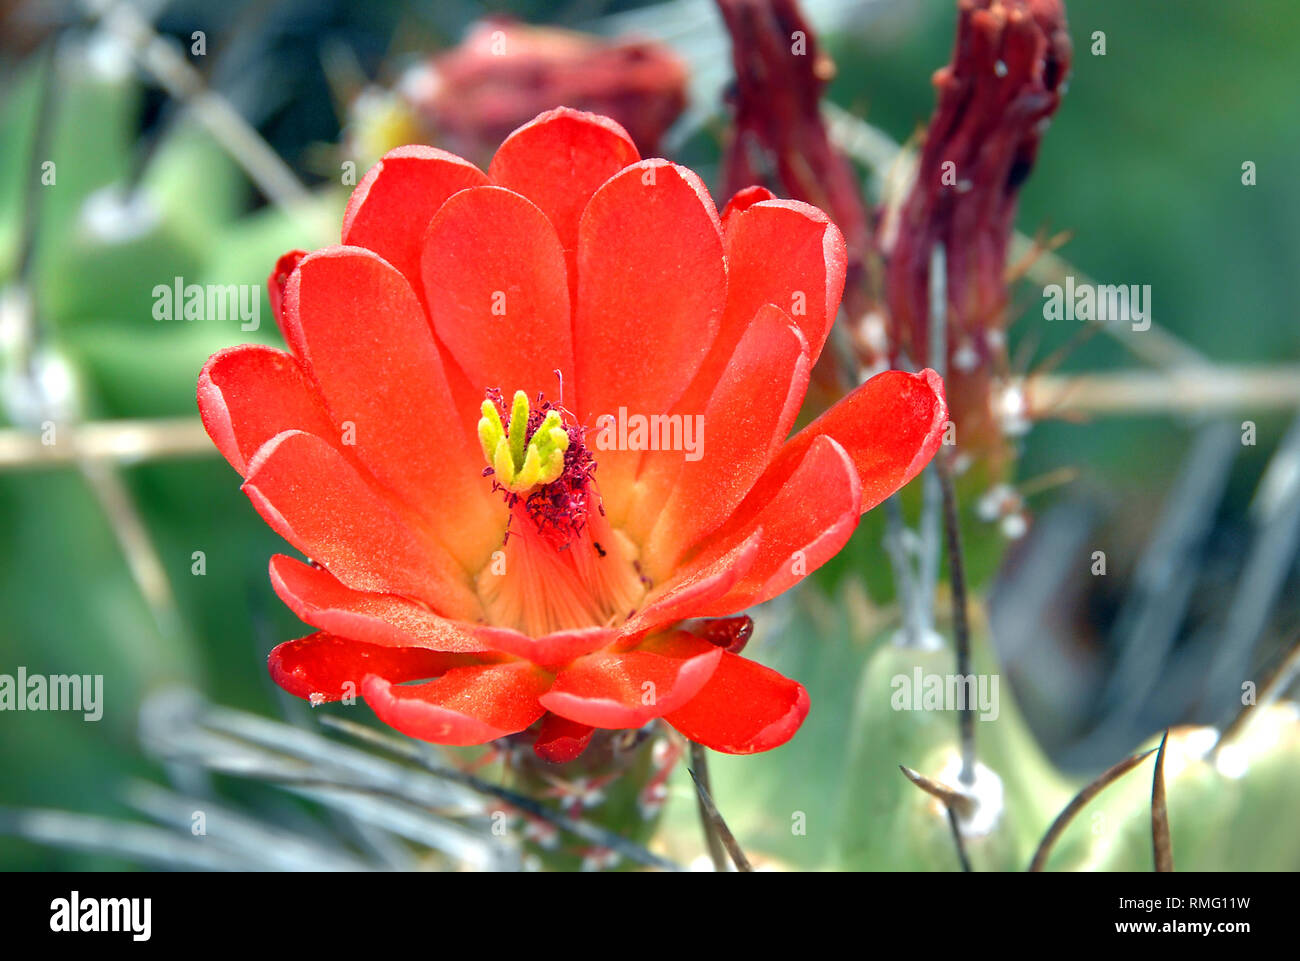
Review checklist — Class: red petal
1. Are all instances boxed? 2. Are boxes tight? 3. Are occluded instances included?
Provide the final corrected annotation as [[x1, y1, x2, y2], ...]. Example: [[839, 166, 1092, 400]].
[[267, 249, 307, 345], [242, 430, 479, 616], [285, 247, 504, 568], [664, 651, 809, 754], [643, 305, 810, 576], [489, 107, 640, 255], [620, 529, 761, 639], [712, 199, 846, 383], [362, 662, 551, 746], [269, 554, 487, 653], [539, 632, 722, 729], [533, 713, 596, 763], [420, 186, 573, 402], [759, 367, 947, 515], [470, 625, 616, 669], [694, 435, 861, 613], [269, 632, 478, 704], [640, 203, 844, 485], [574, 159, 726, 517], [624, 204, 839, 542], [720, 185, 776, 233], [197, 344, 335, 476], [340, 145, 488, 295]]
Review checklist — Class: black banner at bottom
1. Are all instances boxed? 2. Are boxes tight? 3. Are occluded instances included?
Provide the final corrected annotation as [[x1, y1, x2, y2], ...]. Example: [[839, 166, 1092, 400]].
[[0, 870, 1276, 947]]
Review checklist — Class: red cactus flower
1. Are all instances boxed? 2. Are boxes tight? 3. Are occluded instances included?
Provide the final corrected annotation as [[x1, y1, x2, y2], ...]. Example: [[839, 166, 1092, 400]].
[[198, 107, 947, 762]]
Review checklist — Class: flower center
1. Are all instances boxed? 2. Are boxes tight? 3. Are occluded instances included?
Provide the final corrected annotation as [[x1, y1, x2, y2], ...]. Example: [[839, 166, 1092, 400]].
[[475, 388, 647, 635]]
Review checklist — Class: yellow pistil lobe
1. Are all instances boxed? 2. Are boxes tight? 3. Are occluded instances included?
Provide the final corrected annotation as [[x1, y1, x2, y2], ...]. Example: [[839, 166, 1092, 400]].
[[478, 390, 570, 494]]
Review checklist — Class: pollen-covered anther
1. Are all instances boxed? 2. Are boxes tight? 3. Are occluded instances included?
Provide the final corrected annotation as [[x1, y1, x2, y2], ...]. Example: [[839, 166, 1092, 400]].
[[478, 390, 570, 493]]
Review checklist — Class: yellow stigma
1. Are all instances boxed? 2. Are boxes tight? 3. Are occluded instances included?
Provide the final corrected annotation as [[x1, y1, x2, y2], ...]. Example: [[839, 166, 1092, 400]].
[[478, 390, 569, 494]]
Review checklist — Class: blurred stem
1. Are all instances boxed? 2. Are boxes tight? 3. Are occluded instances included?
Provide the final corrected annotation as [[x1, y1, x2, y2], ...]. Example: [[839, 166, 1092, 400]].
[[0, 418, 210, 468], [1214, 635, 1300, 755], [916, 243, 947, 636], [945, 807, 972, 873], [1027, 367, 1300, 416], [1205, 412, 1300, 719], [1028, 747, 1157, 872], [79, 0, 320, 225], [898, 764, 975, 818], [1151, 731, 1173, 872], [689, 742, 729, 871], [17, 42, 58, 292], [881, 243, 949, 650], [76, 455, 187, 649], [883, 496, 925, 647], [686, 759, 752, 872], [937, 447, 975, 786], [0, 807, 250, 871], [896, 766, 976, 871]]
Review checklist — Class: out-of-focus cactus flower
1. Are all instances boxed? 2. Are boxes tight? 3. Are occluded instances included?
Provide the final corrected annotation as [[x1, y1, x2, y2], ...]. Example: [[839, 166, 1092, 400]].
[[198, 108, 947, 763], [881, 0, 1071, 461], [354, 17, 688, 168], [0, 0, 57, 57], [343, 86, 430, 173], [716, 0, 871, 291]]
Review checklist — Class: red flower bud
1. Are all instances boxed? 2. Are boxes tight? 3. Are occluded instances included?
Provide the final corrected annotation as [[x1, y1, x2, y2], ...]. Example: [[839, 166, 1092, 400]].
[[716, 0, 871, 274], [882, 0, 1071, 456]]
